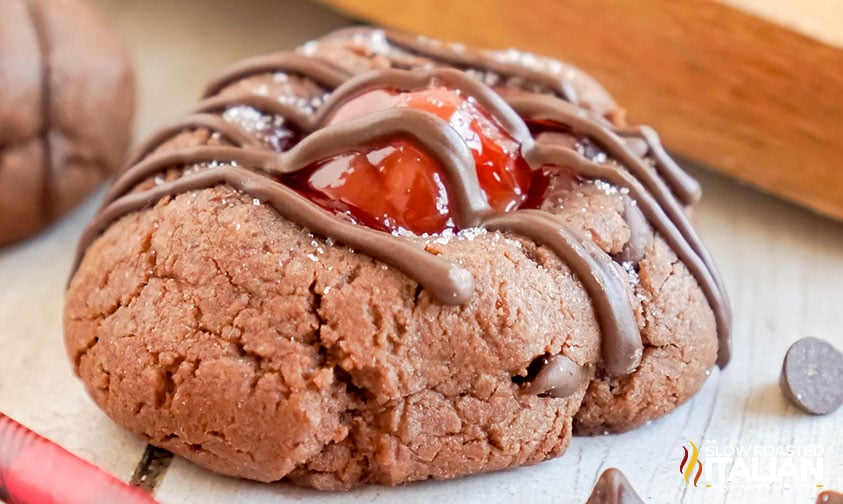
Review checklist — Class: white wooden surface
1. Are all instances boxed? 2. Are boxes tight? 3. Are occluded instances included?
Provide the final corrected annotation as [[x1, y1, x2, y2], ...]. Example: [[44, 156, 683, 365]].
[[1, 1, 842, 503]]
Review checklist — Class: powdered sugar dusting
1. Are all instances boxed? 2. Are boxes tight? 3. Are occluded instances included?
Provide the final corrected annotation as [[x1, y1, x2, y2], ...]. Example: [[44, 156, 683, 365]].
[[593, 179, 618, 196], [298, 40, 319, 57], [222, 105, 297, 151], [492, 48, 562, 77], [621, 260, 640, 285], [369, 29, 390, 55], [223, 106, 267, 132]]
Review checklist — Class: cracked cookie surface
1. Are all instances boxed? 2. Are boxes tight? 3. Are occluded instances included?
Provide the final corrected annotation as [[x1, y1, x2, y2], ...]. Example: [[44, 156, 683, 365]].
[[66, 138, 716, 489], [65, 28, 724, 489], [66, 152, 601, 486]]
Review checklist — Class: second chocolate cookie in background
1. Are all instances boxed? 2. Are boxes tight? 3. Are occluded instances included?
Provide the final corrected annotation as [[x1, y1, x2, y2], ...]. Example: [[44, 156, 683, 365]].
[[0, 0, 134, 247]]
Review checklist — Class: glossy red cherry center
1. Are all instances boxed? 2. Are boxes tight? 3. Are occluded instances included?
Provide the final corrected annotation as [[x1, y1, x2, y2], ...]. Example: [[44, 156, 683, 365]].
[[288, 140, 452, 234], [288, 86, 537, 234]]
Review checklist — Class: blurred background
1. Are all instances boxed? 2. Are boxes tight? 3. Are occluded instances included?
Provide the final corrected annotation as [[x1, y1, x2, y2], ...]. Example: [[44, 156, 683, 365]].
[[88, 0, 352, 138]]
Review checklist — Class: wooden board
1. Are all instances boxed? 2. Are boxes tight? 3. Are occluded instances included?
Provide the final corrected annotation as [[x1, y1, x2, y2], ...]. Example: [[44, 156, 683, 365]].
[[1, 1, 842, 503], [321, 0, 843, 222]]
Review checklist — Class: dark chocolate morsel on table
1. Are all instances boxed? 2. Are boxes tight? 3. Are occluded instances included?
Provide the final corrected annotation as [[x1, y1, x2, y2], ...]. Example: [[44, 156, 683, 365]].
[[584, 468, 645, 504], [818, 490, 843, 504], [780, 337, 843, 415]]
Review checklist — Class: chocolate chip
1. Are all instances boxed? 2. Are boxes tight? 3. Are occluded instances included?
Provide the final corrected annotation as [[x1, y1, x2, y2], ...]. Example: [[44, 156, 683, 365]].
[[584, 468, 644, 504], [780, 337, 843, 415], [817, 490, 843, 504], [524, 354, 589, 399]]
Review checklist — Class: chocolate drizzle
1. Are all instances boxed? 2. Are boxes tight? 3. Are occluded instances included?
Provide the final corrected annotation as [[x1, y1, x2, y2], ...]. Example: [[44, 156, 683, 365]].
[[72, 28, 731, 397], [382, 29, 582, 108], [201, 52, 347, 97], [486, 211, 642, 376], [508, 95, 731, 366]]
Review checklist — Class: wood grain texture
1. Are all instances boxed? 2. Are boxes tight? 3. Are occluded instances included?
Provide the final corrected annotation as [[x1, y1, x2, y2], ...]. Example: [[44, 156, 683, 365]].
[[321, 0, 843, 221], [717, 0, 843, 47]]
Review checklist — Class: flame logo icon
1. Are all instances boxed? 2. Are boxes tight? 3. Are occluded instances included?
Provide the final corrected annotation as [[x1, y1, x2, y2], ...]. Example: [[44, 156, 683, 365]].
[[679, 441, 703, 486]]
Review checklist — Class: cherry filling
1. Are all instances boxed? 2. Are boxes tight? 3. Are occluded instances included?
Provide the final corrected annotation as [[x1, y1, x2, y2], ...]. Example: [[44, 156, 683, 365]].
[[286, 85, 544, 234], [287, 140, 453, 234]]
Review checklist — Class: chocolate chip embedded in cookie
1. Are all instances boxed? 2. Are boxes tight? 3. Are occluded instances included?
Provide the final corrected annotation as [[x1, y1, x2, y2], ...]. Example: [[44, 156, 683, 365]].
[[64, 28, 730, 489], [0, 0, 134, 246]]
